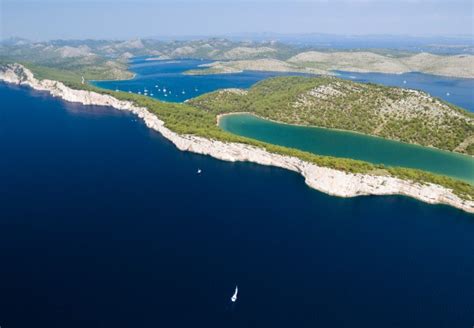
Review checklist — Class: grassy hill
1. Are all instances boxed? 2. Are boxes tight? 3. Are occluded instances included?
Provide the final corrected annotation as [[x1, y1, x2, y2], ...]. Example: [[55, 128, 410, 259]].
[[188, 76, 474, 155]]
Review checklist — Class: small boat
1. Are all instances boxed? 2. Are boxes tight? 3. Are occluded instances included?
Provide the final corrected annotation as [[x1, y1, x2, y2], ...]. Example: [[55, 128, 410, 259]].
[[115, 88, 119, 92], [128, 91, 132, 93], [150, 93, 154, 96], [446, 92, 450, 96], [231, 285, 238, 303], [163, 88, 167, 93], [182, 90, 186, 94], [197, 168, 202, 174], [155, 85, 158, 88], [403, 80, 407, 84], [138, 91, 141, 94], [195, 88, 198, 92], [164, 94, 168, 97]]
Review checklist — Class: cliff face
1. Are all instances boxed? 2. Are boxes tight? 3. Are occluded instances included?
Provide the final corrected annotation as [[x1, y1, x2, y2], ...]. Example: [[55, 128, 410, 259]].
[[1, 63, 473, 213]]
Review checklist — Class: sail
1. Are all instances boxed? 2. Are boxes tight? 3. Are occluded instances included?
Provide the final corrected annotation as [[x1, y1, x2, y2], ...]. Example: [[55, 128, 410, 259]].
[[231, 285, 238, 302]]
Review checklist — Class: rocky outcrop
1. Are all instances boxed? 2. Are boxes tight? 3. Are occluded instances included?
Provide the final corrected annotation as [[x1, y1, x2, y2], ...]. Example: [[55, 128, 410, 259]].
[[288, 51, 474, 78], [221, 47, 277, 60], [1, 63, 473, 214], [189, 59, 327, 75]]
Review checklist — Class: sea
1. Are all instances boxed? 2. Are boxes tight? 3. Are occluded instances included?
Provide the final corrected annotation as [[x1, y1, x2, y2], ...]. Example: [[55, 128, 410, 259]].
[[1, 59, 474, 327]]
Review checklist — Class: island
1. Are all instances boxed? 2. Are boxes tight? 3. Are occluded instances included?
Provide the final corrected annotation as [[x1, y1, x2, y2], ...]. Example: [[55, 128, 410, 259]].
[[186, 52, 474, 78]]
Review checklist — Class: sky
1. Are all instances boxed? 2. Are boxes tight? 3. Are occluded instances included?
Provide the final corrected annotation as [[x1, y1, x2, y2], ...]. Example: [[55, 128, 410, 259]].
[[1, 0, 473, 40]]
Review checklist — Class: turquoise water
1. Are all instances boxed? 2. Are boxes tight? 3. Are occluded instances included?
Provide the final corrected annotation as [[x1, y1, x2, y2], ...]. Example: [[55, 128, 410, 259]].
[[220, 114, 474, 184]]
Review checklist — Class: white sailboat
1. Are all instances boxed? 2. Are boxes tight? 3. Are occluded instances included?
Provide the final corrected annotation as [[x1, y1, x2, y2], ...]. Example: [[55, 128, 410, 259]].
[[231, 285, 238, 303], [197, 168, 202, 174]]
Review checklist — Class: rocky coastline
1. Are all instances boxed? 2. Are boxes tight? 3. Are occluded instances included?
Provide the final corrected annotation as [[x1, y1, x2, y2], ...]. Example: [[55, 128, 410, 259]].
[[1, 63, 473, 214]]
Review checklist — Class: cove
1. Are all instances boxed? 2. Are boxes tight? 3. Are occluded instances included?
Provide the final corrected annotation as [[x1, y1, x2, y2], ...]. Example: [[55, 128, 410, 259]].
[[92, 58, 308, 103], [219, 113, 474, 184]]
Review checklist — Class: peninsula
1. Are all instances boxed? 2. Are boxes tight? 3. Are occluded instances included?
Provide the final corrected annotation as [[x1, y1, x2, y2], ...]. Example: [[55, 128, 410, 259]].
[[1, 63, 473, 213]]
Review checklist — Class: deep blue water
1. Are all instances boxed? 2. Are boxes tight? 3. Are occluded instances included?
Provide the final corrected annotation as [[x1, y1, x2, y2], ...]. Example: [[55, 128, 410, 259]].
[[334, 70, 474, 112], [93, 58, 308, 103], [1, 83, 474, 328]]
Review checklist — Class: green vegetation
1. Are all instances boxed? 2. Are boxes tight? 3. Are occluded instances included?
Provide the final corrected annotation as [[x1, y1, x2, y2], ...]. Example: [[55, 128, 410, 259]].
[[188, 76, 474, 155], [24, 59, 133, 83], [1, 41, 133, 83], [10, 63, 474, 202], [102, 90, 474, 201]]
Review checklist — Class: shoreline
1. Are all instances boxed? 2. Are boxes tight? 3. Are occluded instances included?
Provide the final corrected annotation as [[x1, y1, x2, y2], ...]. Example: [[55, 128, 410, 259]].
[[1, 63, 473, 214], [216, 112, 474, 159]]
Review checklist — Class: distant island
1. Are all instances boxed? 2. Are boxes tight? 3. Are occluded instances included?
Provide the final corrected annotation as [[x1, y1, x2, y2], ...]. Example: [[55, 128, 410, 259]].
[[1, 38, 473, 80], [185, 52, 474, 78]]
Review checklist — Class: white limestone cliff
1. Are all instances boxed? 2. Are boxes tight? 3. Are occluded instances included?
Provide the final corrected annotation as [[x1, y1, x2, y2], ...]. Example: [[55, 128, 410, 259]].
[[1, 63, 473, 214]]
